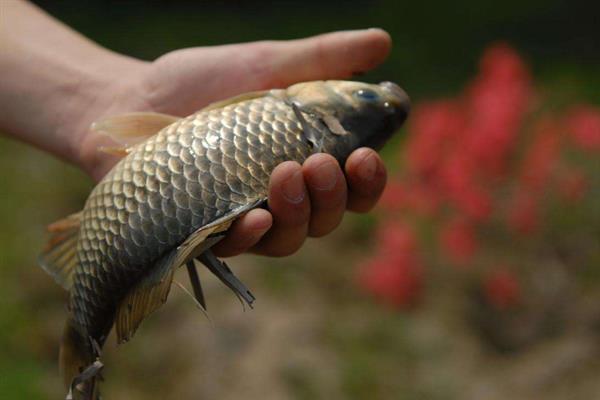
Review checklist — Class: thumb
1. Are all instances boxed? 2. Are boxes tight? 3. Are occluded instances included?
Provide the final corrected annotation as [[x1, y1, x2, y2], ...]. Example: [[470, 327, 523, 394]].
[[144, 29, 391, 115], [262, 28, 392, 87]]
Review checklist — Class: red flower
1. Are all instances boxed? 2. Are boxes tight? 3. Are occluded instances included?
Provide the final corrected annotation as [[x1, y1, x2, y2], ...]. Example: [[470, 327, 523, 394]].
[[507, 188, 538, 234], [479, 42, 531, 84], [439, 154, 492, 221], [483, 268, 521, 310], [379, 180, 440, 216], [357, 253, 423, 310], [463, 43, 533, 178], [565, 106, 600, 152], [519, 117, 561, 193], [439, 153, 473, 195], [557, 168, 588, 203], [359, 42, 596, 314], [439, 218, 478, 266], [405, 183, 441, 216], [358, 224, 423, 310], [454, 186, 492, 221], [378, 181, 408, 212], [376, 222, 417, 255], [406, 101, 466, 177]]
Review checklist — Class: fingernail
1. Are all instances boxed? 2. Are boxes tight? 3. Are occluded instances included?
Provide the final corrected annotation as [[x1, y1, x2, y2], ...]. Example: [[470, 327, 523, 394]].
[[282, 170, 305, 203], [309, 160, 338, 190], [358, 152, 377, 182]]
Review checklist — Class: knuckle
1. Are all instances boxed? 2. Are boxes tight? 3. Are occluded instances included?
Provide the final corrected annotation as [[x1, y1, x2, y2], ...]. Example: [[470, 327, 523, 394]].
[[312, 190, 346, 211], [276, 202, 310, 226]]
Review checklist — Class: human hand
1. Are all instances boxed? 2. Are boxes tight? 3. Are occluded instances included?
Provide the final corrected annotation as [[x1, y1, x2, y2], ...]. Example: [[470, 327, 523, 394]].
[[74, 29, 392, 257]]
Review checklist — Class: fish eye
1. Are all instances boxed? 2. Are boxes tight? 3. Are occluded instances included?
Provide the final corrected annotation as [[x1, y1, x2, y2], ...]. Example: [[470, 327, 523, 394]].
[[353, 89, 380, 102]]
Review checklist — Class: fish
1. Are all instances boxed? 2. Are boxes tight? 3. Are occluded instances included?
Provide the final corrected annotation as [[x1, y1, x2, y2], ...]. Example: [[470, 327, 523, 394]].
[[38, 80, 410, 399]]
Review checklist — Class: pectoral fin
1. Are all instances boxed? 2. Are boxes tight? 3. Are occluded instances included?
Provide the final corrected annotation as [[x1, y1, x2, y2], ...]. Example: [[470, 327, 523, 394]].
[[186, 260, 207, 310], [115, 221, 225, 343], [115, 200, 265, 343], [321, 114, 350, 136], [198, 250, 255, 307], [291, 103, 324, 152], [114, 223, 223, 344]]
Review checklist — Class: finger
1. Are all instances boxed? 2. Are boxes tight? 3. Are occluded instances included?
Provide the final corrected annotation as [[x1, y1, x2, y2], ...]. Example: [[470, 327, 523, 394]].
[[251, 161, 310, 257], [345, 148, 387, 213], [302, 154, 347, 237], [145, 29, 391, 116], [212, 208, 272, 258], [265, 28, 392, 87]]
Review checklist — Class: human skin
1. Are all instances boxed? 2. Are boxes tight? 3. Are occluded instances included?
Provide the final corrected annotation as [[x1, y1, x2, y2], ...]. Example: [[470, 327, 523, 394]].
[[0, 0, 391, 257]]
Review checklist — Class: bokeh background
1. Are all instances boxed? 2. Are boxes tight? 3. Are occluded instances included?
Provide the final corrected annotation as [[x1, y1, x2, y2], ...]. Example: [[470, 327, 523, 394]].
[[1, 1, 599, 399]]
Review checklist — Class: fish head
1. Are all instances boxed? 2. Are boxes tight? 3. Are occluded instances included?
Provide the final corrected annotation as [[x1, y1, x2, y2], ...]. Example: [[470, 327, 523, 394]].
[[284, 80, 410, 158]]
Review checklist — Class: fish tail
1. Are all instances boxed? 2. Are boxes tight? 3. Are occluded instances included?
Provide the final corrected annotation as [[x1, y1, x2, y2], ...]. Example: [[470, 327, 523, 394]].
[[60, 319, 102, 400]]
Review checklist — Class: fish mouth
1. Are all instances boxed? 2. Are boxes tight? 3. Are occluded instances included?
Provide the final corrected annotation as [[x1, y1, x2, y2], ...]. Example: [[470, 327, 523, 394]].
[[379, 81, 411, 122]]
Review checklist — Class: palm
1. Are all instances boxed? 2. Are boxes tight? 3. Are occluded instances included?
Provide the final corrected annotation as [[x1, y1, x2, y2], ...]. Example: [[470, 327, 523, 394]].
[[141, 44, 281, 117]]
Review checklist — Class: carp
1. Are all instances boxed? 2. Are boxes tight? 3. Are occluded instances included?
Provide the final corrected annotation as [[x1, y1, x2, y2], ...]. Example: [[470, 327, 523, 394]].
[[39, 80, 410, 399]]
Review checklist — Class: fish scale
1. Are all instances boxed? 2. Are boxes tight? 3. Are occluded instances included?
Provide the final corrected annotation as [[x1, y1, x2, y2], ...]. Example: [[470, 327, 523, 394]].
[[72, 96, 314, 337], [38, 80, 410, 399]]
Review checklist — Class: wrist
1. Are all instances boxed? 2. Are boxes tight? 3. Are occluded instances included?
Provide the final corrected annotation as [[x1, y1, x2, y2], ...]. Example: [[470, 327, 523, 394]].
[[0, 0, 151, 180]]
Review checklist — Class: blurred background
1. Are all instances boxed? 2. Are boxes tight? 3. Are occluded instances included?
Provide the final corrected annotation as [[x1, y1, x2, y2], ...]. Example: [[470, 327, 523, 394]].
[[1, 1, 599, 399]]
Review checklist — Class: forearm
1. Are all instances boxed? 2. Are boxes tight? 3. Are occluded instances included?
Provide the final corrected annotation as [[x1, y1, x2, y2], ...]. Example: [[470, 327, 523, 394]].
[[0, 0, 146, 166]]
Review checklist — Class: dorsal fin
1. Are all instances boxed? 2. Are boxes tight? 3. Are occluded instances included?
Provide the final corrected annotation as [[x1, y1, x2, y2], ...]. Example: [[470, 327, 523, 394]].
[[200, 90, 272, 113], [38, 212, 83, 290], [91, 112, 180, 148]]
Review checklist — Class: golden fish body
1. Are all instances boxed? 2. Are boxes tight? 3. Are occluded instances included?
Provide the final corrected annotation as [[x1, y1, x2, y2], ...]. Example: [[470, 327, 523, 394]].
[[39, 80, 409, 399]]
